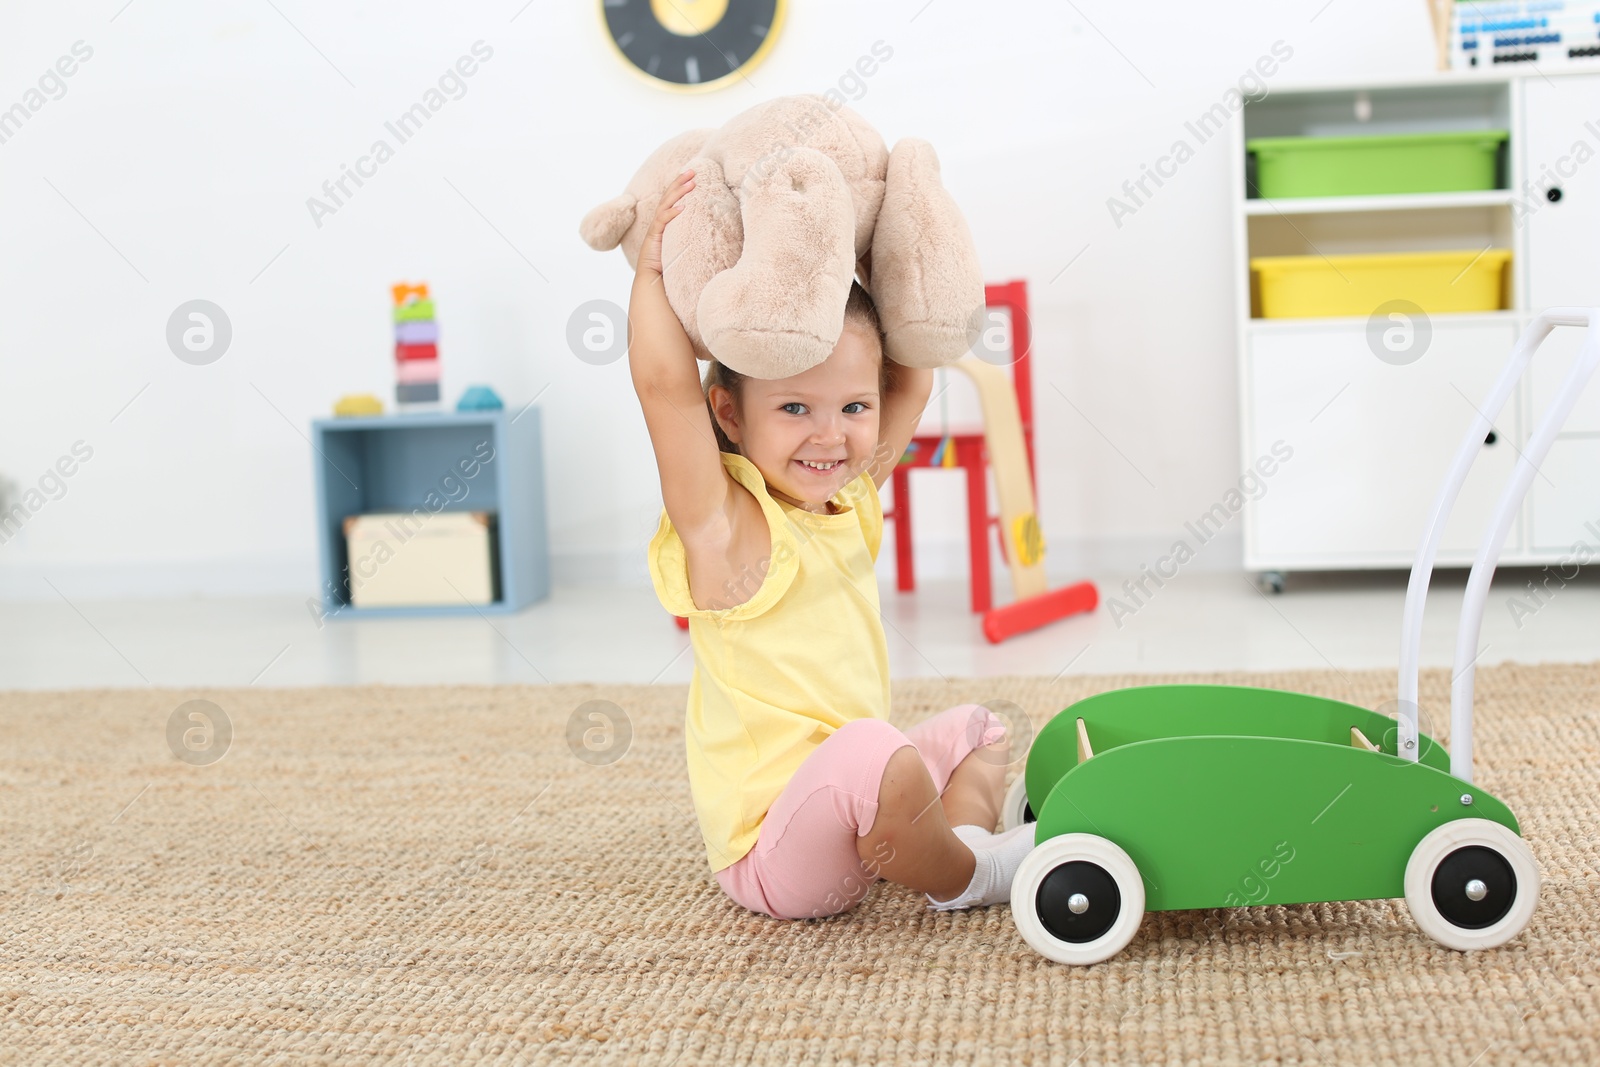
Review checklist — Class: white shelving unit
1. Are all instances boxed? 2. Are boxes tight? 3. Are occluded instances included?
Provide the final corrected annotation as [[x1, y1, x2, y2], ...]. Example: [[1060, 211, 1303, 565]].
[[1240, 189, 1515, 215], [1229, 68, 1600, 585]]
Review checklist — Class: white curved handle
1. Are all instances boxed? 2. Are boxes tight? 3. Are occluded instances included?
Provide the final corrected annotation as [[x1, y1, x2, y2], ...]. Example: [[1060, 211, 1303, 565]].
[[1397, 307, 1600, 782]]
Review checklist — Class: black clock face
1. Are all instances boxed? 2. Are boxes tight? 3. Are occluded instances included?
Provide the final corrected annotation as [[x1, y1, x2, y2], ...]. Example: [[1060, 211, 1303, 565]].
[[601, 0, 783, 90]]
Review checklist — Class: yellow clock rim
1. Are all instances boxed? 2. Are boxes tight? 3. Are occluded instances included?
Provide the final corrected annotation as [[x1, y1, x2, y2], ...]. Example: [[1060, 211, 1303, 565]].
[[597, 0, 787, 94]]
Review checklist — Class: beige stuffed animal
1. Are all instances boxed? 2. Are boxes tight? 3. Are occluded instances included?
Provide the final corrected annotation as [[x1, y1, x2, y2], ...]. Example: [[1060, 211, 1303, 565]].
[[580, 94, 983, 379]]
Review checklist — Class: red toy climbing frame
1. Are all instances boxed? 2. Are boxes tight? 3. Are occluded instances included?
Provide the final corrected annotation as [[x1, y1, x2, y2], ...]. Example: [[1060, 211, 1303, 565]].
[[889, 280, 1034, 616], [888, 279, 1097, 642]]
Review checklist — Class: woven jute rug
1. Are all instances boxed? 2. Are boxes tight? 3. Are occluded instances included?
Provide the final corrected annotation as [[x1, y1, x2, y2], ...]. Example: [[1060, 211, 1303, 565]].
[[2, 663, 1598, 1065]]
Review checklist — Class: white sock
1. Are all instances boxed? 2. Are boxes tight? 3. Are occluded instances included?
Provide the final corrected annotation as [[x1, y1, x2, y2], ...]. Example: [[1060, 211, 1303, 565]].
[[925, 823, 1037, 911]]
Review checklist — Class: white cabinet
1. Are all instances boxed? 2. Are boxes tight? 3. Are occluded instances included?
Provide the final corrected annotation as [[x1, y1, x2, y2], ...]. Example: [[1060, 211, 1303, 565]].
[[1233, 70, 1600, 577], [1520, 73, 1600, 311], [1520, 72, 1600, 560], [1245, 319, 1520, 567], [1529, 439, 1600, 551], [1528, 325, 1600, 436]]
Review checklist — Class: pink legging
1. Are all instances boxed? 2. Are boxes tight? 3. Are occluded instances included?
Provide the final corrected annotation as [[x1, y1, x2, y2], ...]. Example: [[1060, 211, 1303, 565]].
[[713, 703, 1006, 920]]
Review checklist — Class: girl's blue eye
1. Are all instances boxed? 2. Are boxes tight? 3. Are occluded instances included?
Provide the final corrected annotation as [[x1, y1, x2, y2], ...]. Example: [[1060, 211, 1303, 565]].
[[782, 401, 868, 415]]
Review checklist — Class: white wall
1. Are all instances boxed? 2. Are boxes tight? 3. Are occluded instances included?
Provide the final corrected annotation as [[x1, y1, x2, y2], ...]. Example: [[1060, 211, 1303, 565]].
[[0, 0, 1443, 601]]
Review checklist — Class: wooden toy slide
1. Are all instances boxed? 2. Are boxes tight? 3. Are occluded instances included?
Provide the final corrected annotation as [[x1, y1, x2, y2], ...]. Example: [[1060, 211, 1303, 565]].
[[949, 357, 1097, 643]]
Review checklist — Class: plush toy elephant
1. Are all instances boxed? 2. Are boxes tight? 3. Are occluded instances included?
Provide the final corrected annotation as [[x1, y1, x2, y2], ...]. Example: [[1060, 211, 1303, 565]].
[[580, 94, 984, 379]]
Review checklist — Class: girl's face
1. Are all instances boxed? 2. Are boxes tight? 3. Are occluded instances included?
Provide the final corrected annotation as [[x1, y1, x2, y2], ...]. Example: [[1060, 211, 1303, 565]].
[[712, 324, 883, 511]]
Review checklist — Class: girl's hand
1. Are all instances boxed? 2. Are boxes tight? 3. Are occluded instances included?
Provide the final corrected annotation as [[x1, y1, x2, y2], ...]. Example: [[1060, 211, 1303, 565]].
[[637, 168, 695, 277]]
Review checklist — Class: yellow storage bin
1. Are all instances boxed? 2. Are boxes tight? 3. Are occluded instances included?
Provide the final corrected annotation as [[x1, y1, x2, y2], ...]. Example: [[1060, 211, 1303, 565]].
[[1250, 248, 1511, 319]]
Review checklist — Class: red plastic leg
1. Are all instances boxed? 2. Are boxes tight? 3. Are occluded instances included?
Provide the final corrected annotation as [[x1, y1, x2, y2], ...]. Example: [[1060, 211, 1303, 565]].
[[960, 439, 990, 615], [892, 464, 916, 593], [982, 581, 1099, 644], [674, 615, 689, 630]]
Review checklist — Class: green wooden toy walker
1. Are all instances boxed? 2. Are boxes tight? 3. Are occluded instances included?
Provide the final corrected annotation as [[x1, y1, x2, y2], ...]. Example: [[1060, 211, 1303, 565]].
[[1000, 308, 1600, 965]]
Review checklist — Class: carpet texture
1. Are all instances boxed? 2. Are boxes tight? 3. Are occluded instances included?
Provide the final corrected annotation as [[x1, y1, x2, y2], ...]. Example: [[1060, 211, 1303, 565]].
[[2, 664, 1598, 1065]]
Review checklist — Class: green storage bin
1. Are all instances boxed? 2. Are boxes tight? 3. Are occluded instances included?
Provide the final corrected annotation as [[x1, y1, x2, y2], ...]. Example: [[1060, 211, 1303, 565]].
[[1247, 130, 1508, 198]]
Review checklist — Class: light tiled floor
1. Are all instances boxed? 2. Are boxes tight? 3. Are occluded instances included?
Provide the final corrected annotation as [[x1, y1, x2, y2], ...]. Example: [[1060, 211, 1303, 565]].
[[4, 568, 1597, 692]]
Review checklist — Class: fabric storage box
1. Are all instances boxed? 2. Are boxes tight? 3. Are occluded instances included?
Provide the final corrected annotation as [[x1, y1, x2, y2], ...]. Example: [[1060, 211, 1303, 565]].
[[345, 511, 499, 607], [1250, 248, 1511, 319], [1246, 130, 1508, 198]]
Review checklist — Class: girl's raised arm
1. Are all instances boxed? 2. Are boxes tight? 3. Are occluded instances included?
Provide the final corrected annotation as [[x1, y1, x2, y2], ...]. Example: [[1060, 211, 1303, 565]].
[[627, 170, 730, 540]]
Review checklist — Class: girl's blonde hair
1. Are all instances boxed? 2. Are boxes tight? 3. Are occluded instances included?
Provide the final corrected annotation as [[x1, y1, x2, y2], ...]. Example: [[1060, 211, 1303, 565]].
[[703, 281, 890, 455]]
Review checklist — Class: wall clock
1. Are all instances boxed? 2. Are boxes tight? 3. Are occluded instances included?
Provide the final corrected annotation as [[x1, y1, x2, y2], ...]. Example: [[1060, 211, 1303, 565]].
[[600, 0, 786, 92]]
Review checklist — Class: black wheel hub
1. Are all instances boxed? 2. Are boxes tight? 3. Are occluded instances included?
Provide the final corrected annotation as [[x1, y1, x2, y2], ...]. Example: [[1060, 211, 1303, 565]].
[[1431, 845, 1516, 930], [1036, 861, 1120, 943], [1022, 801, 1035, 824]]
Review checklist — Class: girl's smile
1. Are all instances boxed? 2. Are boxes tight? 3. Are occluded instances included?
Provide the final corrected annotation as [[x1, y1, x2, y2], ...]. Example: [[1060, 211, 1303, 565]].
[[709, 321, 885, 513]]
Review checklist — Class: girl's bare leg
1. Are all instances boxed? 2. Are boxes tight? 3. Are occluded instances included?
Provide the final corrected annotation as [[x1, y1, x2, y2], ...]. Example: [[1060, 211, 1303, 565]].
[[939, 738, 1010, 831], [854, 745, 974, 901]]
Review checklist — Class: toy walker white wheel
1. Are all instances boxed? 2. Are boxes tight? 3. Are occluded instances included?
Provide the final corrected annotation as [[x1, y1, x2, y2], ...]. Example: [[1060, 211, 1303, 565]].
[[1404, 818, 1539, 951], [1011, 833, 1145, 965], [1001, 773, 1034, 832]]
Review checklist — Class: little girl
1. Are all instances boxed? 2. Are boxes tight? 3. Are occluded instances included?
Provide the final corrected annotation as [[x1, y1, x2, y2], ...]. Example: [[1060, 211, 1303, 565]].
[[629, 168, 1037, 920]]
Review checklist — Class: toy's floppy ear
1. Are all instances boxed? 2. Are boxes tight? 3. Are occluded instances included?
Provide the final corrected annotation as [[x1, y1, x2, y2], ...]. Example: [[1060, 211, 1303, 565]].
[[871, 138, 984, 369], [579, 193, 638, 251]]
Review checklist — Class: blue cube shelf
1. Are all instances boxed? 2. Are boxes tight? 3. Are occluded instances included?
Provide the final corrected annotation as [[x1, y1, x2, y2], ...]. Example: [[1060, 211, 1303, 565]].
[[310, 409, 550, 618]]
